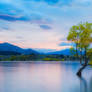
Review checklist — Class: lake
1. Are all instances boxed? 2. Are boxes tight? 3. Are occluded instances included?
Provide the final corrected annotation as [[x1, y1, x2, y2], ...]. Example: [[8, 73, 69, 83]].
[[0, 61, 92, 92]]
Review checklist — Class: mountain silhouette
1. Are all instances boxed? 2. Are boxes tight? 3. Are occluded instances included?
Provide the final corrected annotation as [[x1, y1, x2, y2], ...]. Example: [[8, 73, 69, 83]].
[[0, 42, 38, 55]]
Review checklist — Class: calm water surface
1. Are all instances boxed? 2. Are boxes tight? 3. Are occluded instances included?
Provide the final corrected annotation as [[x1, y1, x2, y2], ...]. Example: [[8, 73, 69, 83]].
[[0, 61, 92, 92]]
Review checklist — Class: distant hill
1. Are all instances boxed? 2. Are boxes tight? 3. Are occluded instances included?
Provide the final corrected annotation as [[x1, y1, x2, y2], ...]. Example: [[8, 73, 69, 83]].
[[0, 51, 21, 55], [47, 49, 83, 56], [33, 48, 57, 53], [47, 49, 74, 55], [0, 42, 39, 55]]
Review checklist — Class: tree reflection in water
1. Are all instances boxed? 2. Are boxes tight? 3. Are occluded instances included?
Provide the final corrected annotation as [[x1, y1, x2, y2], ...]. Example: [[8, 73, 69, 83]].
[[89, 78, 92, 92], [79, 76, 92, 92], [79, 77, 87, 92]]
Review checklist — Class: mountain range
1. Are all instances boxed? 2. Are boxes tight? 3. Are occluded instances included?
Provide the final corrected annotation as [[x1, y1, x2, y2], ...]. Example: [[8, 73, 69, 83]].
[[0, 42, 72, 55], [0, 42, 38, 55], [46, 49, 72, 55]]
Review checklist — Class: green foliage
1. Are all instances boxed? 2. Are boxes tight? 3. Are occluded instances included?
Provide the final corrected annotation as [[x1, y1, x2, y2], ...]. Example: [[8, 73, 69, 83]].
[[67, 22, 92, 48], [67, 25, 79, 43], [61, 58, 65, 61], [43, 58, 52, 61], [10, 56, 17, 61], [89, 60, 92, 65], [43, 57, 64, 61], [87, 48, 92, 59], [70, 47, 76, 56], [87, 48, 92, 66]]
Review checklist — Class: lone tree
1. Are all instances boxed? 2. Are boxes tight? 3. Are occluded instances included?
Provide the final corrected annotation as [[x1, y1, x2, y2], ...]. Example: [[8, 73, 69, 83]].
[[67, 22, 92, 77]]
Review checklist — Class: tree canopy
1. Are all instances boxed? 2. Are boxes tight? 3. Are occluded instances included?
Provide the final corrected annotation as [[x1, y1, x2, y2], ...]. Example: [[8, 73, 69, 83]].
[[67, 22, 92, 49]]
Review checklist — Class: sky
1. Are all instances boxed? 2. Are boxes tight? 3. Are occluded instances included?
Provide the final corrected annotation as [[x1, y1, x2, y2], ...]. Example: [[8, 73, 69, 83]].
[[0, 0, 92, 50]]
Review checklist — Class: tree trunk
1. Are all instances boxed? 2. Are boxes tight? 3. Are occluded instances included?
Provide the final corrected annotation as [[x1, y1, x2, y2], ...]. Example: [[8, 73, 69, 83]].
[[77, 47, 88, 77], [77, 64, 87, 77], [79, 48, 83, 65], [76, 43, 79, 60]]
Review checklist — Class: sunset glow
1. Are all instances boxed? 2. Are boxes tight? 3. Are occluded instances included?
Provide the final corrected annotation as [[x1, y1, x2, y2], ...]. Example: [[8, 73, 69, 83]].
[[0, 0, 92, 50]]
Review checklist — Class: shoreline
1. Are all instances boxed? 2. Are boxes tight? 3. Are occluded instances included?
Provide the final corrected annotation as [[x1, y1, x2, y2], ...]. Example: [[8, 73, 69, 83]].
[[0, 60, 80, 64]]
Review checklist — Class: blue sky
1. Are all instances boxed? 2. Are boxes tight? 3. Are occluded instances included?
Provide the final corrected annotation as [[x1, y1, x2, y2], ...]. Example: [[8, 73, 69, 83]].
[[0, 0, 92, 50]]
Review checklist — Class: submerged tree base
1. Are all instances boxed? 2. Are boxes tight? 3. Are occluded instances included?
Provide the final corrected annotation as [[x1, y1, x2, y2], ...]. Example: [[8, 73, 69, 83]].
[[77, 64, 87, 77]]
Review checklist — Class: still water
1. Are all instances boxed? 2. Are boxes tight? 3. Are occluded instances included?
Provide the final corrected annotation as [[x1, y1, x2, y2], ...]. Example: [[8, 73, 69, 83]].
[[0, 61, 92, 92]]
